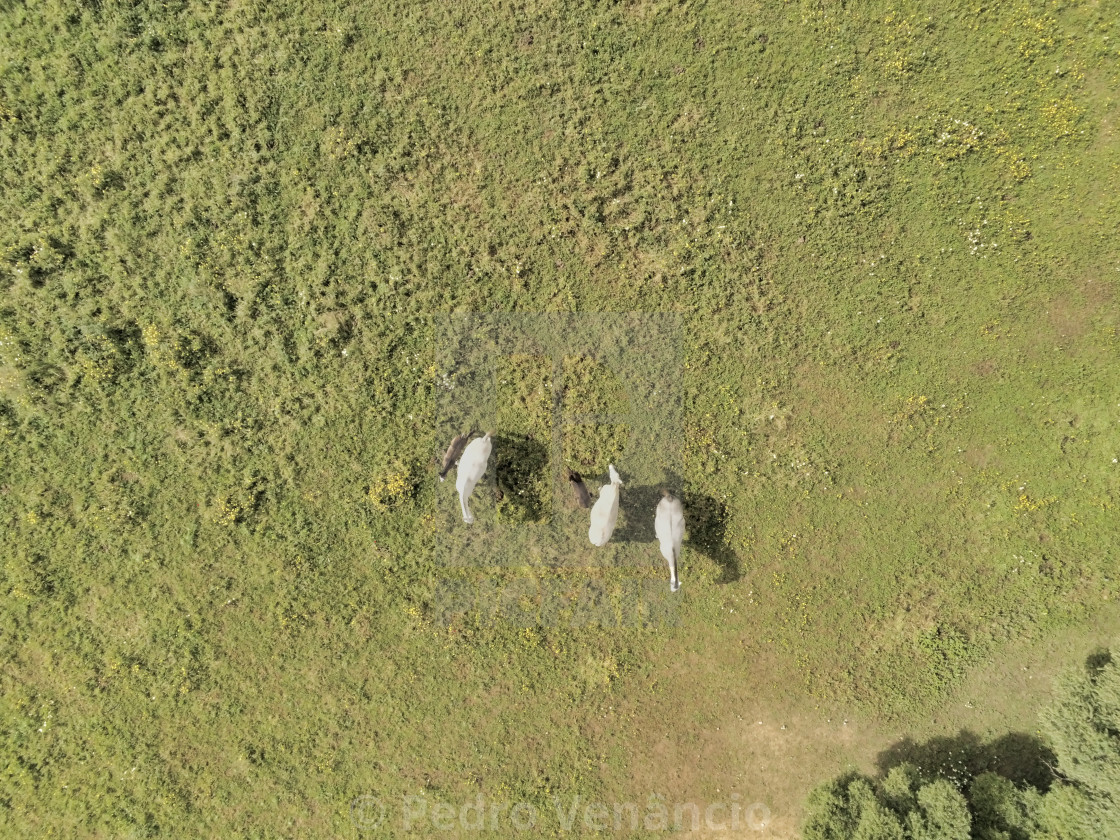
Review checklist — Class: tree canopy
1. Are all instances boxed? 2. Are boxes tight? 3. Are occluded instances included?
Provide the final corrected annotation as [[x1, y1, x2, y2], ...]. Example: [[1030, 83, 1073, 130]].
[[803, 649, 1120, 840]]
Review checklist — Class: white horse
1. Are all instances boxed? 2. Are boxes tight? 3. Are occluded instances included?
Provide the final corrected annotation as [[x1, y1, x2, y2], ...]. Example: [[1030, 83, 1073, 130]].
[[655, 490, 684, 592], [588, 464, 622, 546], [455, 433, 492, 524]]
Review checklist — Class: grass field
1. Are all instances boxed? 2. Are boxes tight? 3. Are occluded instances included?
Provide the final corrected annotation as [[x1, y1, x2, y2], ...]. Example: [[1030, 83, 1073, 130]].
[[2, 0, 1119, 836]]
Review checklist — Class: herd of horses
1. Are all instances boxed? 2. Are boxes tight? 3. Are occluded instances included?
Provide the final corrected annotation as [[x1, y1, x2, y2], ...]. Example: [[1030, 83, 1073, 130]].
[[439, 432, 684, 592]]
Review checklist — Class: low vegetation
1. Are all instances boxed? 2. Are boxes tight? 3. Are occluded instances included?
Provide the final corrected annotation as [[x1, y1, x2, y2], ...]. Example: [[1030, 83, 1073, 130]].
[[2, 0, 1118, 835]]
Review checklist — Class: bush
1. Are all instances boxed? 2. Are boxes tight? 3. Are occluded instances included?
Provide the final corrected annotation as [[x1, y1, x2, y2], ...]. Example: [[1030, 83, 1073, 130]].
[[802, 649, 1120, 840]]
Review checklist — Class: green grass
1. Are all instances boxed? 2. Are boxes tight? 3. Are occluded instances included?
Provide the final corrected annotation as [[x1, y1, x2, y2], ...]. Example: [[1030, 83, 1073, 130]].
[[2, 0, 1119, 835]]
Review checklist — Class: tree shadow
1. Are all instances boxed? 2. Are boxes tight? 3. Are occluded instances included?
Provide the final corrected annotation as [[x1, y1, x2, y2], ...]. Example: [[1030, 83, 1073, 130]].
[[490, 433, 550, 523], [875, 729, 1057, 792], [1085, 647, 1113, 674]]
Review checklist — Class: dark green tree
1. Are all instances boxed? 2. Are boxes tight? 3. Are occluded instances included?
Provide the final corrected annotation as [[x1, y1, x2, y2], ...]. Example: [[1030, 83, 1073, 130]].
[[1033, 652, 1120, 840], [803, 767, 975, 840], [802, 648, 1120, 840], [970, 772, 1042, 840], [803, 775, 906, 840], [906, 779, 972, 840]]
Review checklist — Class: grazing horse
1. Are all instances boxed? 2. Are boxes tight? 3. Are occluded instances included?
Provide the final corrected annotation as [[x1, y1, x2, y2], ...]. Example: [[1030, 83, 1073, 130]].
[[655, 490, 684, 592], [438, 432, 471, 482], [567, 468, 591, 509], [456, 433, 492, 524], [588, 464, 622, 547]]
